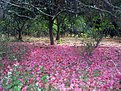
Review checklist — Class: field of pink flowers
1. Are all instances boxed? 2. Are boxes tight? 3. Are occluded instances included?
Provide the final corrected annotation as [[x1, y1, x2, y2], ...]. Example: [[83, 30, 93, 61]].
[[0, 43, 121, 91]]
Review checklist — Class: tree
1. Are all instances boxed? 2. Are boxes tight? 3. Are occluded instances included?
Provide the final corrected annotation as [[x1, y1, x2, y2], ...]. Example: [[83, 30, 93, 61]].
[[5, 0, 34, 41], [55, 14, 67, 40], [1, 0, 121, 44], [1, 0, 79, 45], [1, 0, 65, 44]]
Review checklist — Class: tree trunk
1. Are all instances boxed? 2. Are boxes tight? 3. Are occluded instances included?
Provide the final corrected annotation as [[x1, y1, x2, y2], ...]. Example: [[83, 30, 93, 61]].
[[7, 32, 9, 38], [6, 27, 10, 38], [56, 18, 60, 40], [18, 30, 22, 41], [48, 17, 54, 45]]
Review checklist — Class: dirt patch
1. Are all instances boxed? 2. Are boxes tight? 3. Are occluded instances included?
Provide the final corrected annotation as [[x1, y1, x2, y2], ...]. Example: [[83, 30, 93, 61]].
[[57, 37, 121, 47], [9, 36, 121, 47], [100, 38, 121, 47]]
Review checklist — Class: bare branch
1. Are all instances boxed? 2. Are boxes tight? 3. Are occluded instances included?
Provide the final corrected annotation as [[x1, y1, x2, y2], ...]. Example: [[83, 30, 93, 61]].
[[1, 0, 121, 21], [103, 0, 121, 10], [8, 10, 34, 19], [78, 1, 119, 18], [1, 0, 53, 18], [52, 10, 65, 21], [20, 2, 54, 17], [1, 0, 32, 12]]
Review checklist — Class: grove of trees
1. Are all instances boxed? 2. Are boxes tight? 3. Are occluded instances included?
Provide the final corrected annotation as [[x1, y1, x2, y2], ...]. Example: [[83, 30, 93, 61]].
[[0, 0, 121, 45]]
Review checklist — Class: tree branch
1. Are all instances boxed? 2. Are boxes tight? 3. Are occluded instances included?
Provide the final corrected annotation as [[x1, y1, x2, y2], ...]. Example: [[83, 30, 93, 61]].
[[1, 0, 34, 13], [8, 10, 34, 19], [52, 10, 65, 21], [1, 0, 53, 18], [103, 0, 121, 10], [78, 1, 120, 19], [20, 2, 54, 17]]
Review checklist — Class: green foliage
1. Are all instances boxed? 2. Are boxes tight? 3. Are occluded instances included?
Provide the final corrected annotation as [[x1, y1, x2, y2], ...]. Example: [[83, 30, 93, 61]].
[[80, 70, 89, 83], [0, 43, 8, 71], [25, 18, 48, 37], [80, 16, 115, 56], [41, 74, 49, 83], [76, 17, 98, 55], [0, 43, 28, 63], [0, 33, 10, 42], [74, 16, 87, 30], [93, 69, 101, 77], [0, 19, 7, 33], [7, 45, 28, 61], [57, 39, 63, 44], [0, 43, 8, 61], [1, 65, 51, 91], [1, 61, 59, 91], [2, 65, 23, 91]]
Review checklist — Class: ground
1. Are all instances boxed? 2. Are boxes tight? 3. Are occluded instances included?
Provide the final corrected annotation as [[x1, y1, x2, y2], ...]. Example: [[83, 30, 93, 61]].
[[0, 37, 121, 91], [23, 36, 121, 47]]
